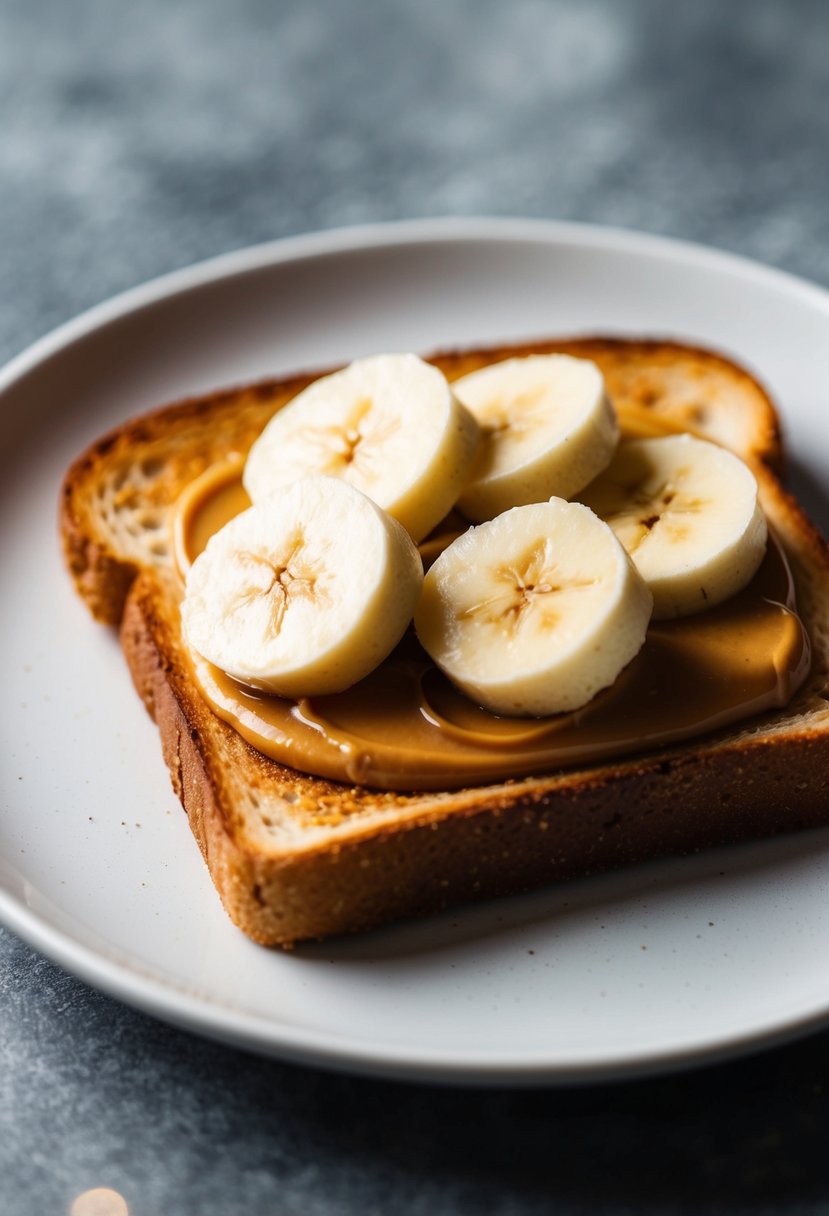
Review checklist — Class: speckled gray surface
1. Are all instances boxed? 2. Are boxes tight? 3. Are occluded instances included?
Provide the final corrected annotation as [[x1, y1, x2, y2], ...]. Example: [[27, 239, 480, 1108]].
[[3, 0, 829, 1212]]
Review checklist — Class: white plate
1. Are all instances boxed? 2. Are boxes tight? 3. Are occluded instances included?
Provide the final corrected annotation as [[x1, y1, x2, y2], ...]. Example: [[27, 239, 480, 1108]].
[[3, 218, 829, 1086]]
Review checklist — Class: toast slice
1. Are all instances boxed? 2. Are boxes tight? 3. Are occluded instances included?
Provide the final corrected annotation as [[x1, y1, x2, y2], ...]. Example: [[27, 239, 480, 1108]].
[[61, 338, 829, 946]]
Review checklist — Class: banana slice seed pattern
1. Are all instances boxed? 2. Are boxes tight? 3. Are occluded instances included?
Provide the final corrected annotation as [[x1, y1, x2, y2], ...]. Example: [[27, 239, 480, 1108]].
[[479, 385, 549, 437], [231, 538, 326, 641], [293, 399, 402, 482], [459, 539, 595, 633], [607, 475, 708, 553]]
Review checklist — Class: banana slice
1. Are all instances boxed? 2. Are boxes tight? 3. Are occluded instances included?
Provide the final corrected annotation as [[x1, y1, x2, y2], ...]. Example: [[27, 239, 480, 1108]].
[[453, 355, 619, 521], [415, 499, 652, 717], [243, 354, 480, 543], [579, 434, 767, 619], [182, 476, 423, 697]]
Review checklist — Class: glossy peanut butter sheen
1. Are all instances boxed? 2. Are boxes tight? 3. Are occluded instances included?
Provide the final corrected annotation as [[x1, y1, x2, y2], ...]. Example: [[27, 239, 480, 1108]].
[[174, 456, 810, 792]]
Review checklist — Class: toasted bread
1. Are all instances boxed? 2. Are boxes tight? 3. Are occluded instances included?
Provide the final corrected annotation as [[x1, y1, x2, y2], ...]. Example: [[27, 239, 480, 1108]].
[[60, 338, 829, 946]]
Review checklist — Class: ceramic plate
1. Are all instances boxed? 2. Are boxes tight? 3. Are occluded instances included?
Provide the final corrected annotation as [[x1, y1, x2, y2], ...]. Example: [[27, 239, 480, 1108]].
[[3, 218, 829, 1085]]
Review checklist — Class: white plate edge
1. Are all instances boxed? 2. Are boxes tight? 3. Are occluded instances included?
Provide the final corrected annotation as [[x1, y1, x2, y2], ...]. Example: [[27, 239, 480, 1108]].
[[2, 216, 829, 401]]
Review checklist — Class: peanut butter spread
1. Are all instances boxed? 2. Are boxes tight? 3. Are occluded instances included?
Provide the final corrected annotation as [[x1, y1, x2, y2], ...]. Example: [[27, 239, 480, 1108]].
[[172, 455, 810, 792]]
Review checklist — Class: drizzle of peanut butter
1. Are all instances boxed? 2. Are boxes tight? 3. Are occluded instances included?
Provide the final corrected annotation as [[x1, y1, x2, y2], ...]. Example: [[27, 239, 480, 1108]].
[[173, 453, 810, 792]]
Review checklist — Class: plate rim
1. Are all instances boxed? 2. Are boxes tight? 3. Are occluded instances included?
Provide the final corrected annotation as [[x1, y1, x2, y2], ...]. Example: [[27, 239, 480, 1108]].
[[3, 215, 829, 1086], [3, 214, 829, 399]]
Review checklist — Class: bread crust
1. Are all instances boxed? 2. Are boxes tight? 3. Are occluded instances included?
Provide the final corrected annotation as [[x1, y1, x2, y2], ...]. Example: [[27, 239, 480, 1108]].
[[64, 336, 827, 945]]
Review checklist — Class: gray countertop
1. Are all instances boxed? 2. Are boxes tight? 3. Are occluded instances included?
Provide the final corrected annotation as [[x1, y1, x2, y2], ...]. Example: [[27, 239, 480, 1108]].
[[3, 1, 829, 1212]]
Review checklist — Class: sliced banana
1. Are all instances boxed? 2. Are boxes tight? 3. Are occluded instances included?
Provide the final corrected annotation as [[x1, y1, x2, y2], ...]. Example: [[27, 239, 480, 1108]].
[[415, 498, 652, 717], [243, 353, 480, 543], [453, 355, 619, 521], [579, 434, 767, 619], [182, 476, 423, 697]]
